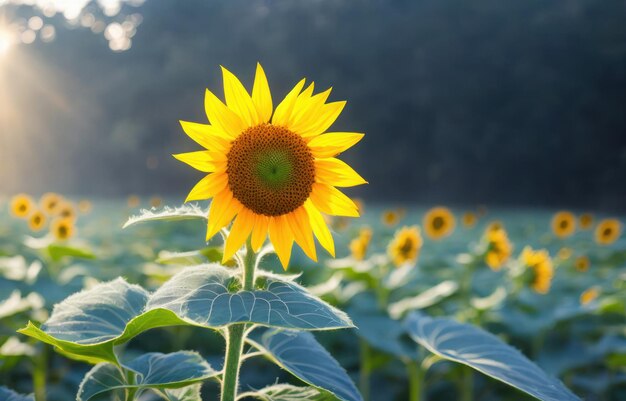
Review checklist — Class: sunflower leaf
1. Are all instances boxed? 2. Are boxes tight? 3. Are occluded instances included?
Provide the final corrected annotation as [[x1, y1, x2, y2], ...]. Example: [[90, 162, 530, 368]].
[[247, 328, 363, 401], [123, 204, 207, 228], [404, 313, 581, 401], [0, 387, 34, 401], [240, 384, 335, 401]]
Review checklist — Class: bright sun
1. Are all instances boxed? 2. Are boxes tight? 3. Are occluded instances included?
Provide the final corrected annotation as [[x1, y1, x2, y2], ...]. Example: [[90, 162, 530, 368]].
[[0, 29, 14, 57]]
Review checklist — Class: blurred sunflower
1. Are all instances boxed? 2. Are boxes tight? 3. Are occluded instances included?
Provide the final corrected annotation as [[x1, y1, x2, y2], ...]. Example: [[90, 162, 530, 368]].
[[484, 226, 512, 270], [127, 195, 141, 208], [574, 255, 590, 272], [10, 194, 34, 218], [595, 218, 621, 245], [150, 196, 163, 208], [423, 207, 455, 240], [486, 220, 504, 232], [520, 247, 553, 294], [78, 200, 93, 214], [40, 192, 62, 215], [57, 202, 76, 220], [388, 225, 422, 267], [579, 213, 593, 230], [175, 64, 366, 268], [349, 227, 373, 261], [28, 210, 46, 232], [462, 212, 477, 228], [557, 247, 572, 261], [353, 198, 365, 215], [381, 210, 400, 227], [580, 287, 600, 305], [51, 217, 74, 241], [551, 211, 576, 238]]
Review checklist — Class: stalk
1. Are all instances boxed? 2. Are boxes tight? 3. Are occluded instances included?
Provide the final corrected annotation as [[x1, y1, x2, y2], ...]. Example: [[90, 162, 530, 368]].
[[220, 240, 256, 401], [359, 339, 372, 401], [33, 344, 47, 401], [407, 360, 424, 401]]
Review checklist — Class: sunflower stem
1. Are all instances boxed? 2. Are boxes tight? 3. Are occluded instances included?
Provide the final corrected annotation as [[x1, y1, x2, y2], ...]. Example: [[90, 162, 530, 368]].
[[359, 339, 372, 401], [221, 240, 257, 401], [407, 360, 424, 401]]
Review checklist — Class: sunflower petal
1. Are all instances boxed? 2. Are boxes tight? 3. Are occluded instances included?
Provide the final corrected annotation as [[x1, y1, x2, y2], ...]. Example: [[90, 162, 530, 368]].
[[252, 63, 273, 123], [310, 182, 359, 217], [205, 89, 245, 138], [299, 101, 346, 138], [286, 207, 317, 262], [268, 215, 294, 269], [315, 158, 367, 187], [206, 189, 243, 240], [185, 172, 228, 202], [173, 151, 226, 173], [272, 78, 306, 126], [289, 82, 315, 124], [290, 88, 332, 132], [221, 66, 259, 127], [251, 214, 269, 251], [222, 208, 255, 263], [308, 132, 364, 158], [304, 200, 335, 257], [179, 121, 231, 152]]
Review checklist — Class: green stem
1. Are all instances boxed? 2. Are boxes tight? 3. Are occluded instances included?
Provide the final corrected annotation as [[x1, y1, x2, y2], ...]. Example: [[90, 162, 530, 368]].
[[407, 361, 424, 401], [359, 339, 372, 401], [33, 344, 47, 401], [221, 240, 256, 401], [460, 366, 473, 401]]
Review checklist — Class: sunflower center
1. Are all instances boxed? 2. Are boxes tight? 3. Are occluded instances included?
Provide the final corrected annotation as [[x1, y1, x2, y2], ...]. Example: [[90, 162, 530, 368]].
[[603, 227, 613, 237], [559, 220, 568, 229], [432, 216, 445, 230], [226, 124, 315, 216]]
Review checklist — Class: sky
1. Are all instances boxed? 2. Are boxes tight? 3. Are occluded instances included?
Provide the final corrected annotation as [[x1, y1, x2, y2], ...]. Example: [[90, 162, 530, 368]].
[[1, 0, 625, 211]]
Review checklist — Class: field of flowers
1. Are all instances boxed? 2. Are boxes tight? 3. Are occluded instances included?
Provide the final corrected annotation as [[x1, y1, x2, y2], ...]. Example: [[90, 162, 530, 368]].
[[0, 193, 624, 401]]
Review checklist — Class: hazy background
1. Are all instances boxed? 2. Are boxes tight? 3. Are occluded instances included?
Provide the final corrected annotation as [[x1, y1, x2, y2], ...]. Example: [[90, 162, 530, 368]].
[[1, 0, 625, 210]]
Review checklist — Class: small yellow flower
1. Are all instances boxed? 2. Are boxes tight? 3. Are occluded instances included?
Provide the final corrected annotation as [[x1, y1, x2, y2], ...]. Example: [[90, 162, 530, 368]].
[[381, 210, 400, 227], [595, 219, 622, 245], [388, 226, 422, 267], [579, 213, 593, 230], [353, 198, 365, 215], [551, 211, 576, 238], [50, 217, 74, 241], [39, 192, 62, 215], [462, 212, 477, 228], [127, 195, 141, 208], [557, 247, 572, 261], [580, 287, 600, 305], [574, 255, 590, 272], [484, 226, 512, 270], [150, 196, 163, 208], [175, 64, 366, 269], [10, 194, 34, 218], [486, 220, 504, 233], [78, 200, 93, 214], [57, 202, 76, 220], [28, 210, 46, 232], [349, 226, 373, 261], [520, 247, 554, 294], [423, 207, 455, 240]]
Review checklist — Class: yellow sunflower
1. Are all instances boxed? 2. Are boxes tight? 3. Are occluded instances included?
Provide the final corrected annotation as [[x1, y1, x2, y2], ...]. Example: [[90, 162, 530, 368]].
[[423, 206, 455, 240], [127, 195, 141, 208], [381, 210, 400, 227], [557, 247, 572, 261], [175, 64, 366, 268], [57, 202, 76, 220], [580, 287, 600, 305], [574, 255, 590, 272], [595, 218, 621, 245], [484, 226, 512, 271], [50, 217, 74, 241], [10, 194, 34, 218], [551, 211, 576, 238], [349, 227, 372, 261], [520, 247, 554, 294], [462, 212, 477, 228], [39, 192, 62, 215], [579, 213, 593, 230], [150, 196, 163, 208], [28, 210, 47, 232], [387, 225, 422, 267]]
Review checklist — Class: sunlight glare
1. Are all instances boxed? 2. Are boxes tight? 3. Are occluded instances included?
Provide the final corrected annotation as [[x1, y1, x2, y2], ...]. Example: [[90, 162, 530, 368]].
[[0, 29, 14, 57]]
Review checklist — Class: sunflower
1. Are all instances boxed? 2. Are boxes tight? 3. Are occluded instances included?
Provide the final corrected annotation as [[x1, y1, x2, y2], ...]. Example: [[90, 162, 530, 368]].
[[551, 211, 576, 238], [579, 213, 593, 230], [50, 217, 74, 241], [175, 64, 366, 268], [10, 194, 34, 218], [462, 212, 477, 228], [127, 195, 141, 208], [388, 226, 422, 267], [57, 202, 76, 220], [349, 227, 372, 261], [78, 199, 93, 214], [150, 196, 163, 208], [484, 226, 512, 270], [486, 220, 503, 233], [580, 287, 600, 305], [595, 218, 622, 245], [40, 192, 62, 215], [557, 247, 572, 261], [423, 207, 455, 240], [28, 210, 46, 232], [574, 255, 590, 272], [520, 247, 554, 294], [381, 210, 400, 227]]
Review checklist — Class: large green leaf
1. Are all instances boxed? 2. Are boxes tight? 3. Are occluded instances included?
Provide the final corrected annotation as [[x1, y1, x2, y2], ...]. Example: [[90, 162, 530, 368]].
[[160, 384, 203, 401], [77, 351, 218, 401], [19, 265, 352, 363], [404, 313, 581, 401], [240, 384, 335, 400], [387, 280, 459, 319], [247, 328, 363, 401], [0, 387, 34, 401], [123, 205, 207, 228]]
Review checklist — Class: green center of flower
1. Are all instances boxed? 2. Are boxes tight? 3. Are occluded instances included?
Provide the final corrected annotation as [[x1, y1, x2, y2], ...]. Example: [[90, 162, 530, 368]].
[[226, 124, 315, 217]]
